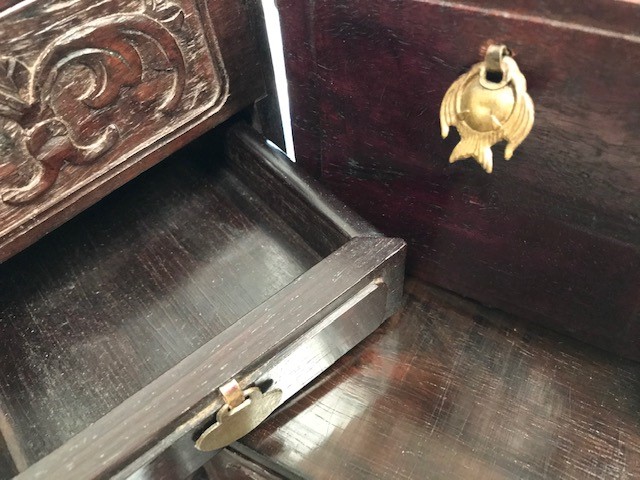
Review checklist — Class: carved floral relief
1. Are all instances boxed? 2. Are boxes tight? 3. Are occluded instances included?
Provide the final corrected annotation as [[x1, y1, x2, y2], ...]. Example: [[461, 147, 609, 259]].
[[0, 0, 227, 207]]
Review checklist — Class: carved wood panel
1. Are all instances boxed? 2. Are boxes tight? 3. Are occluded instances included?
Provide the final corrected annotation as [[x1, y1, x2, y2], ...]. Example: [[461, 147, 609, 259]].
[[0, 0, 241, 260]]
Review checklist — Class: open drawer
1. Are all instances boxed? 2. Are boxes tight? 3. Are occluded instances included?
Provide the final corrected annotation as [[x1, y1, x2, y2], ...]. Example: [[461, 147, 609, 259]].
[[0, 123, 406, 479]]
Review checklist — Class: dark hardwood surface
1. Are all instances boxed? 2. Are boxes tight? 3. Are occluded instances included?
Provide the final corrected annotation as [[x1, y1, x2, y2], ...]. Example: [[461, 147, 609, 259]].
[[242, 278, 640, 479], [0, 0, 267, 261], [197, 451, 283, 480], [192, 445, 299, 480], [226, 125, 379, 258], [0, 435, 16, 480], [0, 132, 320, 473], [0, 124, 405, 479], [433, 0, 640, 36], [277, 0, 640, 359], [248, 0, 286, 153], [16, 236, 404, 479]]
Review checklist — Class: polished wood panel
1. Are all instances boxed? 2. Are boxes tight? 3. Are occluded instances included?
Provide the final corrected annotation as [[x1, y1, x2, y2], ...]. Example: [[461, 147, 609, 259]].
[[243, 278, 640, 479], [225, 124, 380, 258], [0, 124, 405, 479], [199, 452, 283, 480], [0, 0, 266, 261], [0, 130, 320, 473], [193, 445, 299, 480], [16, 235, 404, 479], [277, 0, 640, 359], [247, 1, 286, 152]]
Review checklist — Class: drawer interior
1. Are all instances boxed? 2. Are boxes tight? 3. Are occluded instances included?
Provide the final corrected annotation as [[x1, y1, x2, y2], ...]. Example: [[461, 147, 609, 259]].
[[0, 123, 373, 476]]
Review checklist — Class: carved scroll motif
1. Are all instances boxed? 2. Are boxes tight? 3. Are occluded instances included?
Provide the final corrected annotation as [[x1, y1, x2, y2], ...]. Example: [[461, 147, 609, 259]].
[[0, 1, 188, 205]]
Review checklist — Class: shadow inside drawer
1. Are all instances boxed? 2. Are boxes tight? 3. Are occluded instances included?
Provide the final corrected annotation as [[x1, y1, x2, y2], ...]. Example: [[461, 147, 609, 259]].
[[0, 129, 321, 470]]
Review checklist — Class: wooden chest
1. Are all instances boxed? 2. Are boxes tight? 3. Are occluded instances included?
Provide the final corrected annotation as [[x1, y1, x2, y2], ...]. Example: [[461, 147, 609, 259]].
[[0, 0, 406, 477], [276, 0, 640, 360], [1, 0, 638, 477]]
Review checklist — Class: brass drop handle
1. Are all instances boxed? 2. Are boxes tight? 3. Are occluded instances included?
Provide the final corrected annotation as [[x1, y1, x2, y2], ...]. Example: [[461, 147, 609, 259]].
[[440, 44, 535, 173], [195, 379, 283, 451]]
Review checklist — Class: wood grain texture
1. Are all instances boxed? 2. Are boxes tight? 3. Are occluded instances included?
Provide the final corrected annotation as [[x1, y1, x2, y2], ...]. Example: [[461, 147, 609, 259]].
[[242, 278, 640, 479], [0, 0, 267, 262], [191, 446, 299, 480], [14, 236, 404, 480], [1, 124, 405, 479], [0, 434, 18, 479], [225, 124, 380, 257], [0, 132, 320, 472], [450, 0, 640, 36], [277, 0, 640, 359]]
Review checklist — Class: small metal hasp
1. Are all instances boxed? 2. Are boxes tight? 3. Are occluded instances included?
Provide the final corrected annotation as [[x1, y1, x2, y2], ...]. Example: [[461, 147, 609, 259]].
[[195, 379, 282, 452], [440, 44, 535, 173]]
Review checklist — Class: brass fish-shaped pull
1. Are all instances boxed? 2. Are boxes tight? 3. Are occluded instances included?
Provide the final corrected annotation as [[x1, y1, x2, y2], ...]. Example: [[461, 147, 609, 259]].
[[440, 44, 534, 173]]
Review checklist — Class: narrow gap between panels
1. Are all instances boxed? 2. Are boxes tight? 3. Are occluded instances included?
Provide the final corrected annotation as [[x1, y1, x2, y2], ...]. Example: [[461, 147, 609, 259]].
[[261, 0, 296, 161]]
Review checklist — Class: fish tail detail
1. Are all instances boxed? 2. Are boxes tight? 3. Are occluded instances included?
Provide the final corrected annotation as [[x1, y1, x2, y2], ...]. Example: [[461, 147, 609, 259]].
[[449, 138, 493, 173], [476, 145, 493, 173], [449, 139, 475, 164]]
